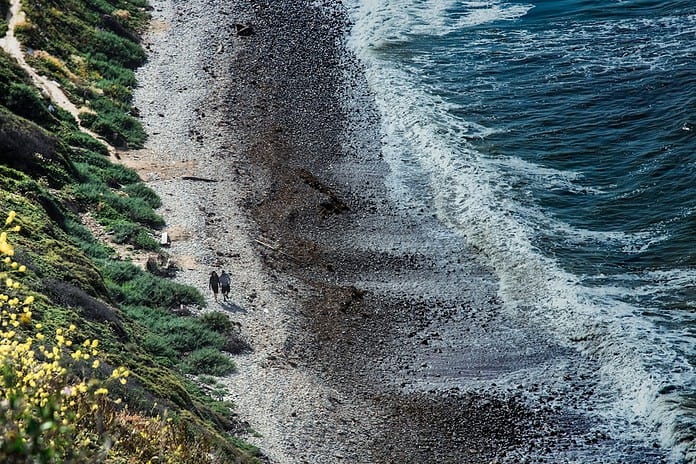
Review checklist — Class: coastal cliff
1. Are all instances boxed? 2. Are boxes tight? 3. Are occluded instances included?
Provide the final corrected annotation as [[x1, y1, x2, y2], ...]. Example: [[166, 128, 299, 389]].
[[0, 0, 261, 461]]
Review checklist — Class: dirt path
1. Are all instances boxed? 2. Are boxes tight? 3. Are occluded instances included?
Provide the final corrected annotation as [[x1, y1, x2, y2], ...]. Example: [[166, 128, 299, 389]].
[[0, 0, 167, 267], [0, 0, 119, 161]]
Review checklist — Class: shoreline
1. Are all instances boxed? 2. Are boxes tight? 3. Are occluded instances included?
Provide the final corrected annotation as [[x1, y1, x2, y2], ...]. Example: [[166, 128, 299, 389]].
[[127, 0, 559, 461], [125, 1, 660, 463]]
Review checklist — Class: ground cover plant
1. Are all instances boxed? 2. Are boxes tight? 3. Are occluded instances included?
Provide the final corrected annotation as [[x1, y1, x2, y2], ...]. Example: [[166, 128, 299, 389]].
[[0, 141, 260, 460], [13, 0, 148, 147], [0, 214, 259, 463], [0, 1, 262, 460], [0, 0, 8, 36], [0, 153, 260, 463]]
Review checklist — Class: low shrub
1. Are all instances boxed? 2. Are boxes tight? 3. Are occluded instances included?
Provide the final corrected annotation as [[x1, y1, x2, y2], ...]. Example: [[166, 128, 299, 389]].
[[151, 317, 226, 353], [141, 332, 178, 366], [99, 260, 141, 285], [117, 195, 165, 228], [131, 228, 159, 250], [61, 217, 113, 259], [179, 348, 236, 377], [121, 306, 235, 373], [98, 80, 133, 104], [102, 262, 204, 309], [122, 182, 161, 209], [87, 30, 146, 69], [87, 57, 137, 87], [3, 82, 52, 125], [200, 311, 233, 334], [78, 98, 146, 149], [107, 219, 137, 244], [71, 161, 164, 249], [75, 158, 140, 188], [60, 131, 109, 156]]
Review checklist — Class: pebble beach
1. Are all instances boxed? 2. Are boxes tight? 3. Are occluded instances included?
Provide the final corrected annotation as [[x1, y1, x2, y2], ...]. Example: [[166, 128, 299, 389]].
[[124, 1, 625, 463]]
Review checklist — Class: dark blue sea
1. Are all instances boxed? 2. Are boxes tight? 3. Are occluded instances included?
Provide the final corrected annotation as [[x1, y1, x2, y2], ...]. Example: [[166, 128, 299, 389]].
[[344, 0, 696, 462]]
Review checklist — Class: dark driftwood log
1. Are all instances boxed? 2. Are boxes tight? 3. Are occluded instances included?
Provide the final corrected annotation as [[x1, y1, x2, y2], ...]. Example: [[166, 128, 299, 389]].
[[181, 176, 218, 182], [254, 238, 299, 262]]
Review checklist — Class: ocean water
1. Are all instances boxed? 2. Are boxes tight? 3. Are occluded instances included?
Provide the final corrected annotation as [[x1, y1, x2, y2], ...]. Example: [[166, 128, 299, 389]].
[[342, 0, 696, 462]]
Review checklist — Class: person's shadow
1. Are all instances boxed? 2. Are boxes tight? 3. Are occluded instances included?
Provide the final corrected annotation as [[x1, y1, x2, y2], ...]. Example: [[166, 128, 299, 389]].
[[217, 300, 247, 313]]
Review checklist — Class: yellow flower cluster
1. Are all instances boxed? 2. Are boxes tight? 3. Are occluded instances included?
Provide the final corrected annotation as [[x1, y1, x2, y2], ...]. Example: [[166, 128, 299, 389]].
[[0, 210, 19, 257], [0, 211, 130, 461]]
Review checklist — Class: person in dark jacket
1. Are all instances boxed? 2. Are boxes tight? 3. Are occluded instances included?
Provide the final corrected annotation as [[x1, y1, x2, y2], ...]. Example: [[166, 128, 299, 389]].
[[219, 270, 231, 301], [209, 271, 220, 302]]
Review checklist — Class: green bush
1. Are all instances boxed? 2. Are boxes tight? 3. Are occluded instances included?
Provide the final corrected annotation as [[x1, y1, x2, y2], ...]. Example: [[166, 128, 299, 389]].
[[107, 219, 138, 244], [87, 57, 137, 87], [4, 82, 52, 124], [60, 131, 109, 156], [87, 30, 146, 69], [72, 161, 164, 236], [200, 311, 233, 334], [61, 216, 113, 259], [71, 174, 109, 202], [116, 196, 165, 228], [81, 107, 146, 148], [151, 318, 226, 353], [179, 348, 236, 377], [100, 260, 142, 285], [122, 306, 232, 374], [107, 269, 204, 309], [122, 183, 161, 209], [94, 162, 140, 187], [141, 332, 178, 366], [99, 80, 133, 104], [77, 109, 98, 126], [131, 228, 159, 251], [101, 219, 158, 252], [88, 0, 116, 15]]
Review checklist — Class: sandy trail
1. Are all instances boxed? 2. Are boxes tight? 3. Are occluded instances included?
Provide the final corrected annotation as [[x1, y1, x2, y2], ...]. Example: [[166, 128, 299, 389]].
[[0, 0, 120, 161]]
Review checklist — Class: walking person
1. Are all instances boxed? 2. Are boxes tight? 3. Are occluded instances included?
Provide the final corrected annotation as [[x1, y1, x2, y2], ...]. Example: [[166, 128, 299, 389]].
[[219, 270, 231, 302], [209, 270, 220, 302]]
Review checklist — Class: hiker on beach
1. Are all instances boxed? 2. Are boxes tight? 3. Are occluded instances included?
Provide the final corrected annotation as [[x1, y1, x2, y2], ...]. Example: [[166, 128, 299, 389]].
[[209, 271, 220, 302], [219, 270, 231, 302]]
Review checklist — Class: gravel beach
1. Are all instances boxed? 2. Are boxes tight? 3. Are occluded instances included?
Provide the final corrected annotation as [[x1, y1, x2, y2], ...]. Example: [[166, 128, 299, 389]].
[[123, 1, 629, 463]]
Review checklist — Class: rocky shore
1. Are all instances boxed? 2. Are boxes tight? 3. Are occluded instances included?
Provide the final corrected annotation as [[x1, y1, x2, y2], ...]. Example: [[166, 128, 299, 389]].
[[124, 1, 642, 463]]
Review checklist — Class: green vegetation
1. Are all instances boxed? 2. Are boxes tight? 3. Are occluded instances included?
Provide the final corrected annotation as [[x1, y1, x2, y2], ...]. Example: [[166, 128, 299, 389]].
[[0, 0, 260, 461], [13, 0, 148, 148], [0, 0, 9, 39]]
